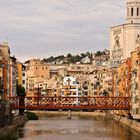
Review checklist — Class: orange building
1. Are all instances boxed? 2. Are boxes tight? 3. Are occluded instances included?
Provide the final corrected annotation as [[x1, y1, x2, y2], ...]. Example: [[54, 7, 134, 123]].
[[17, 62, 26, 90], [112, 57, 131, 117], [130, 48, 140, 119]]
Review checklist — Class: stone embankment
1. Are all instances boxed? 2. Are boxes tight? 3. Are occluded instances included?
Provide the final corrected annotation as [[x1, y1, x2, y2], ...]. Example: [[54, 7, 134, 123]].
[[49, 111, 107, 117], [0, 115, 28, 137], [34, 110, 108, 118], [113, 115, 140, 133]]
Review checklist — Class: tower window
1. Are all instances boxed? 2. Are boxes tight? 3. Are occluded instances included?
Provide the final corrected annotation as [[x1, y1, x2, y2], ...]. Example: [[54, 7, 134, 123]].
[[137, 7, 139, 16], [131, 7, 133, 16]]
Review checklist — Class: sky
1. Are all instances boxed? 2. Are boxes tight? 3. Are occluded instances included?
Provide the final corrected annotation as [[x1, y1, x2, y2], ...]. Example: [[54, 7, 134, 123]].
[[0, 0, 125, 62]]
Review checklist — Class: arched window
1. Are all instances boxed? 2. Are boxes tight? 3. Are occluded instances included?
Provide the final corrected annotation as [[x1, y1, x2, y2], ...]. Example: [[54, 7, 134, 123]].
[[137, 7, 139, 16], [131, 7, 133, 16]]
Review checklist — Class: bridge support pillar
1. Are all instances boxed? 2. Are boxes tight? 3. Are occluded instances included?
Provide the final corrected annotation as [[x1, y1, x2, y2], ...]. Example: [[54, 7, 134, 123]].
[[68, 110, 72, 119]]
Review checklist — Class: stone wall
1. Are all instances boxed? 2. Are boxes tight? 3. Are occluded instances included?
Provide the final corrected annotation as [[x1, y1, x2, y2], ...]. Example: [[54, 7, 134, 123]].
[[0, 115, 28, 137], [113, 115, 140, 133]]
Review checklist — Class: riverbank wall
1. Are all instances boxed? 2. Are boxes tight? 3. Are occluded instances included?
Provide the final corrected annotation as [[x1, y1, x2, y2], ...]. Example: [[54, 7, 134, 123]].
[[34, 110, 110, 118], [0, 115, 28, 137], [49, 110, 107, 117], [113, 115, 140, 133]]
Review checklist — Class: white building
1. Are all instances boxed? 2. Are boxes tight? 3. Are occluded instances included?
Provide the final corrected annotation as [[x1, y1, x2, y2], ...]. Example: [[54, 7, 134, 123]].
[[62, 76, 82, 96], [110, 0, 140, 66], [61, 76, 82, 105]]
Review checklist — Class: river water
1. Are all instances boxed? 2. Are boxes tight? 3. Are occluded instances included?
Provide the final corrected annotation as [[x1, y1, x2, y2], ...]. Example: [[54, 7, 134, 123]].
[[4, 113, 140, 140]]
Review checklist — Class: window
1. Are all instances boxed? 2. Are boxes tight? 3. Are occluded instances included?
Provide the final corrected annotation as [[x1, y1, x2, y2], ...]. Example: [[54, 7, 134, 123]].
[[136, 108, 139, 114], [77, 66, 81, 69], [131, 7, 133, 16], [94, 85, 97, 90], [42, 67, 44, 70], [22, 73, 25, 76], [73, 92, 76, 95], [84, 92, 88, 96], [46, 67, 47, 70], [22, 80, 25, 84], [78, 92, 81, 95], [36, 67, 37, 69], [94, 92, 97, 95], [137, 7, 139, 16], [134, 96, 138, 103]]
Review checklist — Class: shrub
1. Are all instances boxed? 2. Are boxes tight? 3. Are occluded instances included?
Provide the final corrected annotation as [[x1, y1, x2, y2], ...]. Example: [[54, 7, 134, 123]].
[[26, 111, 38, 120]]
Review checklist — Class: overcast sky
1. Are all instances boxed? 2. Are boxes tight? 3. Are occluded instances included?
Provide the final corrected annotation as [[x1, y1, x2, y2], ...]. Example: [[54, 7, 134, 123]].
[[0, 0, 125, 62]]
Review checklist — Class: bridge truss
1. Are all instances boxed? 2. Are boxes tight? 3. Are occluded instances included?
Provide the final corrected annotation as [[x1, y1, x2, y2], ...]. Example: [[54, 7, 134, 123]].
[[8, 96, 130, 110]]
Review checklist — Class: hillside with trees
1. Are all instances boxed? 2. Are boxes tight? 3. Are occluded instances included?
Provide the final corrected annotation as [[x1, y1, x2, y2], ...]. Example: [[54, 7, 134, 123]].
[[42, 52, 92, 64], [24, 50, 110, 65]]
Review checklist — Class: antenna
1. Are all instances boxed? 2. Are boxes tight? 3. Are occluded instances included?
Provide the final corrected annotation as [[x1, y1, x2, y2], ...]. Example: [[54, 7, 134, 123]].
[[4, 36, 8, 44]]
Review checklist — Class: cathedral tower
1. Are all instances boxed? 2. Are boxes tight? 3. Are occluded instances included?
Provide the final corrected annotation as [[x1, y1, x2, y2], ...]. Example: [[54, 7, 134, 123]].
[[126, 0, 140, 23]]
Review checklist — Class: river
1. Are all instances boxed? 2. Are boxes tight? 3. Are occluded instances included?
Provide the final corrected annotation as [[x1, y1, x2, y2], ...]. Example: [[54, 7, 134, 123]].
[[3, 112, 140, 140]]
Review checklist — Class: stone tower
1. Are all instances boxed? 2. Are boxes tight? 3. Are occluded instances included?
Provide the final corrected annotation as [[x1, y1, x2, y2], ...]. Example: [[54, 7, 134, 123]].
[[126, 0, 140, 23]]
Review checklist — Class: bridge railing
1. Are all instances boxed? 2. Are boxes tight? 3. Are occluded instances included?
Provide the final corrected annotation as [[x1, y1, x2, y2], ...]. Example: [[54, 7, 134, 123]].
[[8, 96, 130, 110]]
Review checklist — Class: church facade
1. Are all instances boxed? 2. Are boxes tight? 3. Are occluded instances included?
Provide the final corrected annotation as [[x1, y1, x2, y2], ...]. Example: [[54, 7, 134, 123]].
[[110, 0, 140, 66]]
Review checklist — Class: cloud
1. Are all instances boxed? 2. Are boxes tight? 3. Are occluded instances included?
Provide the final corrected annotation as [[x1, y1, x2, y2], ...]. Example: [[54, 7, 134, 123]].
[[0, 0, 125, 61]]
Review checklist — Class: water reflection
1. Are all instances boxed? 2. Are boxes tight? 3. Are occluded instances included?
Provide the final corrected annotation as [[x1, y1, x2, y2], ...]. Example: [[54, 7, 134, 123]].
[[4, 113, 140, 140]]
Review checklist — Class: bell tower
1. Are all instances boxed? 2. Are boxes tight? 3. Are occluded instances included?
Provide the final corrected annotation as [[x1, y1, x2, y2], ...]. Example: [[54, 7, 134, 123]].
[[126, 0, 140, 23]]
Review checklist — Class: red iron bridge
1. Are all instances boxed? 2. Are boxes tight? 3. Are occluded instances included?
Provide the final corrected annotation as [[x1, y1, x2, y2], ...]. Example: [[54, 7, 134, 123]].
[[8, 96, 130, 110]]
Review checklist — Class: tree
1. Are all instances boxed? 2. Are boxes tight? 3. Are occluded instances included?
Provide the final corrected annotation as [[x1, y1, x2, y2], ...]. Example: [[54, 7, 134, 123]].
[[16, 85, 26, 115], [24, 60, 30, 64], [88, 53, 93, 64], [16, 85, 26, 96], [80, 53, 86, 58], [95, 51, 103, 56], [67, 53, 72, 58], [75, 55, 81, 62], [55, 55, 65, 60], [86, 51, 90, 57]]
